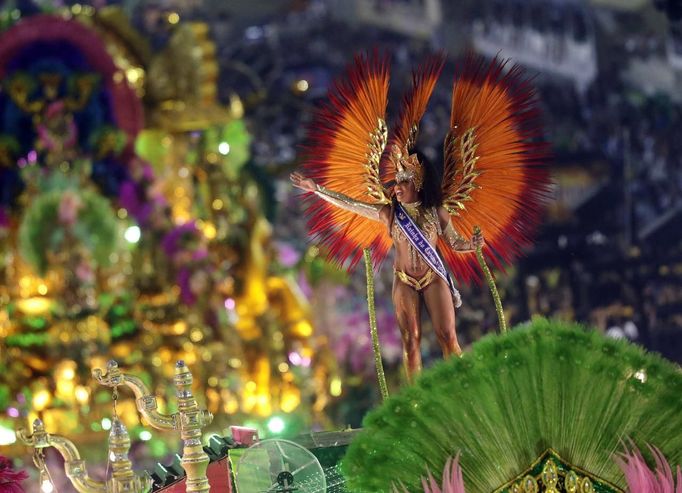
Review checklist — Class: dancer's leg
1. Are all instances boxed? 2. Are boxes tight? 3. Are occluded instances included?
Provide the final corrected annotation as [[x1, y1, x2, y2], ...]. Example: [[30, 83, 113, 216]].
[[392, 278, 422, 380], [423, 277, 462, 358]]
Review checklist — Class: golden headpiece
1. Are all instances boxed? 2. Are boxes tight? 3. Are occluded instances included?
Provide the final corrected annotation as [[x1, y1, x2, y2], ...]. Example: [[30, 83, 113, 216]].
[[391, 144, 423, 191]]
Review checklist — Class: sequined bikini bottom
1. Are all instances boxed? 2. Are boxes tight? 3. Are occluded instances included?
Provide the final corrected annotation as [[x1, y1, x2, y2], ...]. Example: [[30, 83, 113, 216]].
[[394, 268, 436, 291]]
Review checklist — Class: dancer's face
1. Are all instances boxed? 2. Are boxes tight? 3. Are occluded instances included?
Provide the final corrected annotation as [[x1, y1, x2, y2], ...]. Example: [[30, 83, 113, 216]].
[[395, 179, 418, 203]]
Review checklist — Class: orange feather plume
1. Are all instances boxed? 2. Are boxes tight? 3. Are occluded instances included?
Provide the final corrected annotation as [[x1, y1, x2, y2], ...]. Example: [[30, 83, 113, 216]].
[[301, 52, 393, 269], [439, 55, 552, 283]]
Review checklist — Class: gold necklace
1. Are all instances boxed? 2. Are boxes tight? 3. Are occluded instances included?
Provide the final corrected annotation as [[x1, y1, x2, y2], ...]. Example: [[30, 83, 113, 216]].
[[402, 201, 421, 220]]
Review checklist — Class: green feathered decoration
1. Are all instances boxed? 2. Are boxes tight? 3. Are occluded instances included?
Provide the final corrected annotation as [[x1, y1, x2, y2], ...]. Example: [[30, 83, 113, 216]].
[[18, 189, 119, 274], [341, 318, 682, 492]]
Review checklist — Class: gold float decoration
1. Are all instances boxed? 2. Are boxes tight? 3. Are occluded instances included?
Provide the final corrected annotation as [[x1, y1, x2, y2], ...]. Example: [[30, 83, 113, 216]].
[[495, 449, 623, 493], [93, 359, 213, 493], [18, 417, 151, 493]]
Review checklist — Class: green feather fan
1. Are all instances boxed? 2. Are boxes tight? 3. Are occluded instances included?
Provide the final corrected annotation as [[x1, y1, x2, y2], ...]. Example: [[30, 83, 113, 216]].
[[341, 318, 682, 492]]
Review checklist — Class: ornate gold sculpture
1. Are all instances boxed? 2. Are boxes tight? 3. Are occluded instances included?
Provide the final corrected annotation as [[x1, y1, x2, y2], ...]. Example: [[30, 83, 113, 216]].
[[497, 449, 620, 493], [93, 359, 213, 492], [18, 417, 151, 493]]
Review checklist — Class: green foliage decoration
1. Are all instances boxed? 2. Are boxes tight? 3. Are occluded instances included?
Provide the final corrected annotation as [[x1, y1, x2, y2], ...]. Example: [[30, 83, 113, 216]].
[[341, 318, 682, 492]]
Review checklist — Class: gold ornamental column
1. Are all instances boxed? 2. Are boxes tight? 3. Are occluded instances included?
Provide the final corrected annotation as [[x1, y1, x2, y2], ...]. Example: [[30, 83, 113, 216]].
[[93, 359, 213, 492]]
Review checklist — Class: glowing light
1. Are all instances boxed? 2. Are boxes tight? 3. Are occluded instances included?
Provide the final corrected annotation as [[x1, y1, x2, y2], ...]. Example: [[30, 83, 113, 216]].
[[33, 390, 51, 411], [330, 377, 343, 397], [277, 362, 289, 373], [140, 430, 152, 441], [288, 352, 302, 366], [0, 425, 16, 445], [203, 223, 217, 239], [267, 417, 285, 434], [75, 386, 90, 405], [280, 392, 300, 413], [218, 142, 231, 155], [37, 284, 48, 295], [633, 369, 647, 383], [292, 320, 313, 337], [171, 321, 187, 335], [296, 80, 309, 92], [41, 479, 54, 493], [60, 364, 76, 381], [224, 298, 236, 310], [225, 397, 239, 414], [126, 68, 143, 84], [117, 208, 128, 219], [212, 199, 223, 210], [168, 12, 180, 24], [124, 226, 141, 243], [16, 297, 53, 316], [101, 418, 112, 431], [7, 407, 19, 418]]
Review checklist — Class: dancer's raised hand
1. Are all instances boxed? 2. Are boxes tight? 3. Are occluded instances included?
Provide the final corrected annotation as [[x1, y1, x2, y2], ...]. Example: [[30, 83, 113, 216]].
[[290, 172, 316, 192]]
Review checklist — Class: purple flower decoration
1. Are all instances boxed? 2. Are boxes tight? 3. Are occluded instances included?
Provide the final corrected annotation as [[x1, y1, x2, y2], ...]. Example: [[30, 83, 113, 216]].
[[333, 299, 401, 377], [118, 181, 153, 225], [162, 222, 199, 257], [177, 267, 195, 305], [276, 241, 301, 267]]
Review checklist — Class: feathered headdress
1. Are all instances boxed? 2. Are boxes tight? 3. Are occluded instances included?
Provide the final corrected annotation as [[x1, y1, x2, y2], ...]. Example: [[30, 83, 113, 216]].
[[391, 144, 424, 191]]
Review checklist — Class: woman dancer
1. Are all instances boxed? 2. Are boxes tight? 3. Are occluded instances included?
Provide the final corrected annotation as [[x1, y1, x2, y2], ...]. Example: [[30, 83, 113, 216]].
[[291, 53, 550, 379]]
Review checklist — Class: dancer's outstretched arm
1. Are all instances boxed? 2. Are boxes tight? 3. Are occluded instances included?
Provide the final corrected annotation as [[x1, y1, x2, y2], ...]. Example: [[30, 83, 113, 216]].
[[290, 172, 388, 222]]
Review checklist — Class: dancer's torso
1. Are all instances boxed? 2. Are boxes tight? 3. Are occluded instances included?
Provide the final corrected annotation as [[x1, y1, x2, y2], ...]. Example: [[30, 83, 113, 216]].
[[390, 205, 441, 279]]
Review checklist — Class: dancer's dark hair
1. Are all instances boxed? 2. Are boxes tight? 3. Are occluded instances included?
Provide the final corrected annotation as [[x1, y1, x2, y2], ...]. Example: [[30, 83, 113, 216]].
[[417, 150, 443, 209]]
